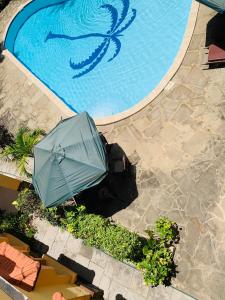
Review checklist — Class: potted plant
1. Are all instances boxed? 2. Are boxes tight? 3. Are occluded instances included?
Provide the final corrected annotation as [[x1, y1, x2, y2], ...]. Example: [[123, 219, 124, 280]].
[[1, 127, 45, 176]]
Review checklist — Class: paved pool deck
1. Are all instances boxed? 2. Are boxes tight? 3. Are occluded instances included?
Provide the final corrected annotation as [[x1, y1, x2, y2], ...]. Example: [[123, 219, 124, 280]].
[[1, 1, 225, 300]]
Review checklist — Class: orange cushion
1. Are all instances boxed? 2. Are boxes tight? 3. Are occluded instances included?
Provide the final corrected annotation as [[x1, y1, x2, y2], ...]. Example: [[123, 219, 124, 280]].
[[0, 242, 40, 291], [0, 242, 7, 255], [52, 292, 66, 300], [9, 266, 24, 281]]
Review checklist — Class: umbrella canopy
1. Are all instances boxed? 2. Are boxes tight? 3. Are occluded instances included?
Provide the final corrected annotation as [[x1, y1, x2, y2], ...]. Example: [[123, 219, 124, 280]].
[[33, 112, 108, 207], [196, 0, 225, 12]]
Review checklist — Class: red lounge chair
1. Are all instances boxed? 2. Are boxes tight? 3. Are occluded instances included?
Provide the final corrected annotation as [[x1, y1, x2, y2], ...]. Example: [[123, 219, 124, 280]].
[[208, 44, 225, 65]]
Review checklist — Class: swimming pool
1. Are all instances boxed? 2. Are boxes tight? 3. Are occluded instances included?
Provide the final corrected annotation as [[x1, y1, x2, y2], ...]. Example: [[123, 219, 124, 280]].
[[5, 0, 192, 119]]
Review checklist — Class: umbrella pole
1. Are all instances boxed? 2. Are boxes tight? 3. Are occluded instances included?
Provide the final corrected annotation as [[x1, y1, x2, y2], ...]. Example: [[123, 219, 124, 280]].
[[72, 197, 77, 206]]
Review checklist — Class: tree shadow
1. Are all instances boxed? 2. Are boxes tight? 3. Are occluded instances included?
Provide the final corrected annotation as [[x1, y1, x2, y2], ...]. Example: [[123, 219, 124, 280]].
[[116, 295, 127, 300], [173, 224, 181, 245], [0, 42, 5, 63], [77, 143, 138, 217], [0, 124, 13, 148], [0, 0, 10, 11]]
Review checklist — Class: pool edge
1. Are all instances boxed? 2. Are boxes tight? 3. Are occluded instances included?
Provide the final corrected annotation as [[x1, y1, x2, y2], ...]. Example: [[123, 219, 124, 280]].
[[96, 0, 199, 125], [2, 0, 199, 126]]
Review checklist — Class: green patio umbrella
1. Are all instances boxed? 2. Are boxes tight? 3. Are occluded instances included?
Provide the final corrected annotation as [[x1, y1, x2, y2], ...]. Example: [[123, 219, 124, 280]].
[[32, 112, 108, 207], [196, 0, 225, 12]]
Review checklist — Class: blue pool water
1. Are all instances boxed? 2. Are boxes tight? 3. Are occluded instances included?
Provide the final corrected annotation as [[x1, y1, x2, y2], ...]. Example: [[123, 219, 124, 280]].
[[6, 0, 192, 118]]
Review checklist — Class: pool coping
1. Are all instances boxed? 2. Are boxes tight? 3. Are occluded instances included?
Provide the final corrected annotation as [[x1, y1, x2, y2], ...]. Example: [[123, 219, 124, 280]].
[[2, 0, 199, 126]]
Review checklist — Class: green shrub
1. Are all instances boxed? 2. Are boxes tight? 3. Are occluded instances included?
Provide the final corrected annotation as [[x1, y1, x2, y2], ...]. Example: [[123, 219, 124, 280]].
[[66, 212, 108, 246], [13, 188, 43, 217], [155, 217, 178, 244], [64, 209, 143, 262], [14, 188, 63, 226], [137, 230, 174, 286], [41, 207, 62, 226], [13, 189, 179, 286], [103, 223, 143, 262], [0, 211, 36, 239]]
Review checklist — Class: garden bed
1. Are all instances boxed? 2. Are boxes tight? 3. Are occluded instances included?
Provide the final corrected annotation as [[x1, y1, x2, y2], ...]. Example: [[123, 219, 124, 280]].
[[1, 188, 180, 287]]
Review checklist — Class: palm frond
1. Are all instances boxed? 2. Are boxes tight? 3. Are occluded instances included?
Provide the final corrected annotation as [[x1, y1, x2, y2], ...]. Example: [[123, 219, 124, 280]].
[[17, 155, 28, 176], [108, 37, 121, 62], [1, 127, 44, 175], [70, 39, 107, 70], [114, 0, 130, 31], [73, 40, 110, 78], [1, 145, 16, 158], [100, 4, 118, 33], [116, 9, 136, 35]]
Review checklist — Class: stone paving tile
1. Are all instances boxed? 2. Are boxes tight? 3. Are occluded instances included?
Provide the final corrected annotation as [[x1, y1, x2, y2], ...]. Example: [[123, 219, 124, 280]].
[[108, 281, 146, 300], [91, 248, 110, 269], [74, 254, 90, 268], [171, 288, 198, 300], [79, 243, 94, 260], [112, 263, 134, 288], [146, 285, 173, 300], [130, 268, 149, 298], [48, 228, 70, 259], [98, 275, 111, 299], [32, 218, 49, 241], [63, 236, 83, 259], [88, 262, 104, 287], [37, 224, 59, 251]]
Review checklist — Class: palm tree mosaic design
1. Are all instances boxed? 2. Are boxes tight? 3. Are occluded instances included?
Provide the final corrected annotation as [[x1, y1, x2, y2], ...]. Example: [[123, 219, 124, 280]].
[[46, 0, 136, 78]]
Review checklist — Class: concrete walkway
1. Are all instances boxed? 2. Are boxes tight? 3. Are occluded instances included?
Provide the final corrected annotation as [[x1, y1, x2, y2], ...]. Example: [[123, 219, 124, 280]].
[[1, 1, 225, 300], [33, 218, 195, 300]]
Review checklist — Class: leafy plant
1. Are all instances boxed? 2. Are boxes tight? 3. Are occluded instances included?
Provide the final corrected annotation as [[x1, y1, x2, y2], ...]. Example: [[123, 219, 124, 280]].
[[13, 188, 43, 217], [64, 209, 143, 262], [42, 207, 63, 226], [11, 189, 179, 287], [137, 230, 175, 286], [155, 217, 178, 244], [2, 127, 45, 175], [0, 210, 36, 239], [103, 223, 144, 262], [13, 188, 65, 226]]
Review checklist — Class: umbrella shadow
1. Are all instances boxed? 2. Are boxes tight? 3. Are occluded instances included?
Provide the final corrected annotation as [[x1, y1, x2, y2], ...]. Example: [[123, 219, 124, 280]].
[[206, 13, 225, 47], [77, 143, 138, 217]]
